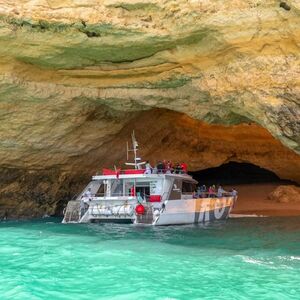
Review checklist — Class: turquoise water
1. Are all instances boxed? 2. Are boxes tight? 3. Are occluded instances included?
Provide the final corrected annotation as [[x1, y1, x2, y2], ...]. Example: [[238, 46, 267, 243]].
[[0, 218, 300, 300]]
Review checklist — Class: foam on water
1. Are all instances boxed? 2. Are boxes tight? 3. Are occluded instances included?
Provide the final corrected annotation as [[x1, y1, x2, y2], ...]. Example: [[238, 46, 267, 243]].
[[0, 217, 300, 299]]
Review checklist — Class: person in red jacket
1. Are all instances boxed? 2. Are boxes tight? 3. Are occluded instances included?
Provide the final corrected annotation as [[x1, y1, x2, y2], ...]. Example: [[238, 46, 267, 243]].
[[130, 186, 136, 196], [180, 162, 188, 173]]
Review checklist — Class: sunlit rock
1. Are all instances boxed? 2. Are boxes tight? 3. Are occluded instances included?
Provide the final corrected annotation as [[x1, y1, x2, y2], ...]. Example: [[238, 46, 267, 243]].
[[0, 0, 299, 217]]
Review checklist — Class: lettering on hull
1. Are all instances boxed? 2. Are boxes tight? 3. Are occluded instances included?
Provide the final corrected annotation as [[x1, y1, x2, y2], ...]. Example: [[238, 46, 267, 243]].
[[195, 207, 230, 223], [194, 198, 232, 223]]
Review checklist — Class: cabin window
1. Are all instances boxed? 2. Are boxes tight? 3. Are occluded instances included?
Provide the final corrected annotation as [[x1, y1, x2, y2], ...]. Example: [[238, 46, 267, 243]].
[[96, 183, 105, 196], [124, 180, 135, 196], [169, 179, 182, 200], [136, 181, 150, 201], [90, 180, 105, 197], [182, 181, 195, 194], [149, 180, 162, 195], [110, 179, 124, 196]]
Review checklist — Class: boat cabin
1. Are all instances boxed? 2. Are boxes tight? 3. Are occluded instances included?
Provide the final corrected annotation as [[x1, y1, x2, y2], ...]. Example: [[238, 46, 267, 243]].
[[84, 169, 197, 203]]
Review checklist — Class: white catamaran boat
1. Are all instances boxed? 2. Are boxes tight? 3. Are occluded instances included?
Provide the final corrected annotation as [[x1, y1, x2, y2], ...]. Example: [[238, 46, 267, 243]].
[[62, 133, 237, 225]]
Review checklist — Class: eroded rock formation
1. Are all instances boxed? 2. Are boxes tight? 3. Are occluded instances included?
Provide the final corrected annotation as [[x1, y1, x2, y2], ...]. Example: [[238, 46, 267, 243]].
[[0, 1, 299, 217], [268, 185, 300, 203]]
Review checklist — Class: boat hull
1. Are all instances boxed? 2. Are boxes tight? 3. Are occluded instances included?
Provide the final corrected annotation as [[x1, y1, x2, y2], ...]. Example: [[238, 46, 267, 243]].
[[63, 196, 236, 225], [142, 197, 235, 226]]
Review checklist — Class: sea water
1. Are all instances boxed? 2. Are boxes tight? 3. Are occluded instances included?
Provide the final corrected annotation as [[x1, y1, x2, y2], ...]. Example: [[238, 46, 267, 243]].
[[0, 217, 300, 300]]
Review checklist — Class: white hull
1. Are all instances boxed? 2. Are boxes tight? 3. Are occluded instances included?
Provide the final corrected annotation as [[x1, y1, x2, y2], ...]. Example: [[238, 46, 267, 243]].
[[153, 197, 234, 225], [62, 163, 237, 226], [63, 196, 236, 226]]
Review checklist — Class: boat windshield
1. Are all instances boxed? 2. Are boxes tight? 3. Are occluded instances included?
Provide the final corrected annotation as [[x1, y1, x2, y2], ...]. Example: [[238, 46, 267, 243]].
[[93, 178, 162, 199]]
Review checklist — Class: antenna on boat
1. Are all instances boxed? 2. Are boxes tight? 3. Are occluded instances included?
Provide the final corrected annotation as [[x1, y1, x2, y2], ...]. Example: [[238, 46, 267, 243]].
[[125, 131, 146, 169], [126, 141, 129, 161]]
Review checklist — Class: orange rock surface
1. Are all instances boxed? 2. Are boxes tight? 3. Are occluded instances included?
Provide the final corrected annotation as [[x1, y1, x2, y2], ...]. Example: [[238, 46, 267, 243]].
[[0, 1, 299, 217]]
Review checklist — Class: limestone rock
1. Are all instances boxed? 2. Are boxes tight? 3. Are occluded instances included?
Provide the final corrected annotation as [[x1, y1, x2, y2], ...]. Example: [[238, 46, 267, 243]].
[[268, 185, 300, 203], [0, 1, 299, 217]]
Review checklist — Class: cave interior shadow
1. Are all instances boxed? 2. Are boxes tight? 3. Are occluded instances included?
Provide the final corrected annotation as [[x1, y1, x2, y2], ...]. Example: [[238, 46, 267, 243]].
[[188, 162, 294, 186]]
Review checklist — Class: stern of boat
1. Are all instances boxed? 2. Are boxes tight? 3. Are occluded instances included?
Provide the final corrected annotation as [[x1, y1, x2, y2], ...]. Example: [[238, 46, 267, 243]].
[[62, 200, 80, 223]]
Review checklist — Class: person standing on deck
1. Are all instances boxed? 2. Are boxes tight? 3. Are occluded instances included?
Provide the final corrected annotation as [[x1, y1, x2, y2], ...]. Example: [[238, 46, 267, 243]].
[[166, 160, 172, 174], [212, 185, 216, 196], [82, 188, 93, 211], [217, 185, 226, 198], [174, 163, 181, 174], [180, 162, 188, 173], [145, 161, 152, 174], [208, 186, 214, 197], [231, 188, 238, 201], [80, 198, 85, 217], [130, 185, 136, 197], [157, 161, 164, 174], [85, 188, 92, 199], [197, 185, 202, 197], [163, 160, 167, 173]]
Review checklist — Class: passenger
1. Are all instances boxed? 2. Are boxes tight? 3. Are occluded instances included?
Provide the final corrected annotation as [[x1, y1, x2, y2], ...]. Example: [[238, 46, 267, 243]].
[[157, 161, 164, 174], [231, 188, 238, 199], [145, 160, 152, 174], [83, 197, 90, 211], [80, 198, 85, 217], [180, 162, 188, 173], [197, 185, 202, 197], [85, 188, 92, 199], [162, 160, 167, 173], [82, 188, 92, 210], [137, 191, 144, 202], [208, 186, 214, 198], [212, 185, 216, 196], [152, 166, 158, 174], [174, 163, 181, 174], [217, 185, 226, 198], [130, 186, 136, 196], [166, 160, 172, 174], [202, 185, 207, 197], [178, 164, 183, 174]]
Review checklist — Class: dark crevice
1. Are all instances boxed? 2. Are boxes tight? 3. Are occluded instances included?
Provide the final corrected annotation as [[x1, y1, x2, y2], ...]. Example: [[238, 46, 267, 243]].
[[279, 2, 291, 11], [189, 162, 294, 185], [84, 31, 101, 38]]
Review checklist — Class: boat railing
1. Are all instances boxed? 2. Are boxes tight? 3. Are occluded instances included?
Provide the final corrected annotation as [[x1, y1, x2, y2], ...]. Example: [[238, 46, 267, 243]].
[[88, 192, 166, 202], [100, 168, 188, 176], [196, 192, 235, 198], [93, 192, 141, 198], [91, 196, 136, 201]]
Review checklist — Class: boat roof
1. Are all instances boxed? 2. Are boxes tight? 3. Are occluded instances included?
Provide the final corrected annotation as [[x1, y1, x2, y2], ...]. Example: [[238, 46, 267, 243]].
[[92, 173, 198, 184]]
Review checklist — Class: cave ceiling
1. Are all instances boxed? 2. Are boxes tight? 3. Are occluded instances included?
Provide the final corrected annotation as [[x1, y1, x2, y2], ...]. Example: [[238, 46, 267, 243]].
[[0, 0, 299, 180]]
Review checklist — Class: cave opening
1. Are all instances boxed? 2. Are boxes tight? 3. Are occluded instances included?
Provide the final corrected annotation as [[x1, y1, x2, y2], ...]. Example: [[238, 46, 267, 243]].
[[189, 162, 292, 186]]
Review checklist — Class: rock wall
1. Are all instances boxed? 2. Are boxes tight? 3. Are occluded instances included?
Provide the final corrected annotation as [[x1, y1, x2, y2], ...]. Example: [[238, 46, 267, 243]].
[[0, 1, 299, 217], [1, 108, 300, 219]]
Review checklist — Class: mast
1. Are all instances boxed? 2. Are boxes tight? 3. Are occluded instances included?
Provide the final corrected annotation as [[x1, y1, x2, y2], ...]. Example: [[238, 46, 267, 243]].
[[125, 131, 145, 169], [132, 131, 138, 169]]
